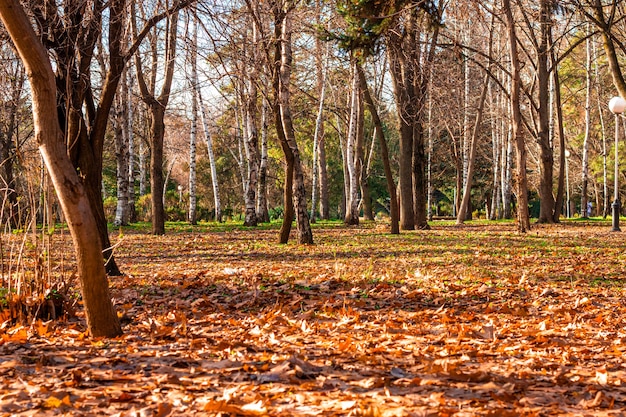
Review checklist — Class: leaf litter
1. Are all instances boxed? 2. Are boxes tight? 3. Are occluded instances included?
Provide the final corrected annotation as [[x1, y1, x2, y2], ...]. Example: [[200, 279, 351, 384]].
[[1, 222, 626, 416]]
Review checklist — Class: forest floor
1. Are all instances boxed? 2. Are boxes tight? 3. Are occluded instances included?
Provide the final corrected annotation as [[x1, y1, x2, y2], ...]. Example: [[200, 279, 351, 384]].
[[1, 219, 626, 416]]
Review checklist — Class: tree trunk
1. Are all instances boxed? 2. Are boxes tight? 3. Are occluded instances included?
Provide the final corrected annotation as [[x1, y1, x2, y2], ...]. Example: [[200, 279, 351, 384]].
[[133, 8, 179, 235], [551, 32, 566, 222], [197, 89, 222, 222], [358, 63, 399, 234], [457, 73, 490, 224], [504, 0, 530, 232], [311, 52, 327, 224], [581, 24, 592, 218], [344, 59, 362, 226], [387, 27, 415, 230], [536, 0, 555, 223], [257, 98, 270, 223], [127, 69, 137, 223], [0, 0, 121, 337], [188, 13, 198, 225], [113, 87, 130, 226], [277, 7, 313, 244], [243, 23, 261, 227]]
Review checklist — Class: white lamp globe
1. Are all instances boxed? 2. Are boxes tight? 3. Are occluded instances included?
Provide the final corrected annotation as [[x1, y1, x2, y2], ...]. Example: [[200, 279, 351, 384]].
[[609, 96, 626, 114], [564, 149, 570, 158]]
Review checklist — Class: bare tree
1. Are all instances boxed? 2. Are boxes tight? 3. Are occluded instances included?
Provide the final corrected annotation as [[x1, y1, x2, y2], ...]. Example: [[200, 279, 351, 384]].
[[132, 3, 181, 235]]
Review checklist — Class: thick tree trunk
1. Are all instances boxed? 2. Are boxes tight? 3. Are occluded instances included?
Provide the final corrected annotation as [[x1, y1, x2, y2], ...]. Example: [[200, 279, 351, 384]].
[[149, 106, 166, 235], [388, 35, 415, 230], [536, 0, 555, 223], [0, 0, 121, 337]]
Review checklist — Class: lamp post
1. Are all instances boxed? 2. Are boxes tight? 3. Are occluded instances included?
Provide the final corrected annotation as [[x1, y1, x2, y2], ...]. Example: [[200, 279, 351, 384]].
[[609, 96, 626, 231], [565, 149, 571, 218], [178, 184, 183, 204]]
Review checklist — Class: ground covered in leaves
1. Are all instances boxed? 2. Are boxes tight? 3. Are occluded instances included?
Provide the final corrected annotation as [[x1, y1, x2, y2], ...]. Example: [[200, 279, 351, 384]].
[[1, 220, 626, 416]]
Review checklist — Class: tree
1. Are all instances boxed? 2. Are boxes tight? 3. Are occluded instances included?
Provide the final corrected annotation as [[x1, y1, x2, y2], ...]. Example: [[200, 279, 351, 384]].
[[187, 11, 199, 225], [0, 0, 122, 337], [504, 0, 531, 232], [132, 3, 181, 235], [273, 1, 313, 244]]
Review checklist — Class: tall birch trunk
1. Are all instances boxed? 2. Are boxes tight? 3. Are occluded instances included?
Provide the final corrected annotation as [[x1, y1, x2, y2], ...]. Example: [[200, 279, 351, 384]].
[[257, 98, 270, 222], [243, 23, 261, 227], [311, 54, 327, 224], [113, 81, 130, 226], [127, 68, 136, 222], [188, 13, 198, 225], [581, 24, 593, 218], [197, 89, 222, 222]]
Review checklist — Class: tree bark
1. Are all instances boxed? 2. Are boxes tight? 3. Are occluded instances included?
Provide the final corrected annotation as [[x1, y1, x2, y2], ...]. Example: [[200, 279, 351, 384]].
[[536, 0, 555, 223], [133, 7, 180, 235], [197, 89, 222, 222], [504, 0, 531, 232], [358, 63, 399, 234], [456, 73, 490, 225], [277, 7, 313, 244], [188, 13, 199, 225], [344, 59, 362, 226]]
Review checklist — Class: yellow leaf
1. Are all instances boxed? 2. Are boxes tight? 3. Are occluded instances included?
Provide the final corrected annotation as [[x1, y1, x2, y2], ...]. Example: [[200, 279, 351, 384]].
[[42, 396, 63, 409]]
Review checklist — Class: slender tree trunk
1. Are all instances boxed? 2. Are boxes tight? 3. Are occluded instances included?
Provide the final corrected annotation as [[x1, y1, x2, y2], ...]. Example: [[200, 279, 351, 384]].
[[358, 63, 399, 234], [257, 98, 270, 222], [278, 8, 312, 243], [311, 54, 327, 224], [133, 8, 179, 235], [345, 59, 362, 226], [197, 89, 222, 222], [504, 0, 530, 232], [457, 73, 490, 224], [113, 86, 130, 226], [243, 23, 261, 227], [581, 24, 592, 218], [127, 68, 137, 222], [551, 51, 567, 222], [188, 13, 198, 225]]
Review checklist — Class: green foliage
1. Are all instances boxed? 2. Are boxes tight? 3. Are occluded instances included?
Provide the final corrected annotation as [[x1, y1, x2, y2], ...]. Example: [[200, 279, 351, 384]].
[[321, 0, 440, 56]]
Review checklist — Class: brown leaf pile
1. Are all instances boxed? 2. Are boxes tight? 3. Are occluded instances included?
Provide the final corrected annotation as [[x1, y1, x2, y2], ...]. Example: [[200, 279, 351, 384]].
[[1, 222, 625, 416]]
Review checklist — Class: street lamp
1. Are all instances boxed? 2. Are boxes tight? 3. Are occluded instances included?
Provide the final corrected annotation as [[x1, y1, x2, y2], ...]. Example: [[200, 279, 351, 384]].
[[565, 149, 571, 218], [178, 184, 183, 203], [608, 96, 626, 231]]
